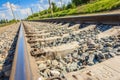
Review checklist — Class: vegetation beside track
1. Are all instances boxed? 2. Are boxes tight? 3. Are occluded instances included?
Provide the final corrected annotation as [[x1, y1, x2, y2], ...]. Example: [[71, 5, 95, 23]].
[[0, 19, 19, 27], [27, 0, 120, 20]]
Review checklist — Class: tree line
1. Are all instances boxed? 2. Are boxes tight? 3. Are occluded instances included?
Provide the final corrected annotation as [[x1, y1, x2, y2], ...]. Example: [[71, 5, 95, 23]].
[[0, 19, 8, 24], [0, 19, 17, 24]]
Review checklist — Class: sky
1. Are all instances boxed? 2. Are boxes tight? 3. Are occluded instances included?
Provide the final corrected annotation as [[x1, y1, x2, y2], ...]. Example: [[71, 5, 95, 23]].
[[0, 0, 71, 20]]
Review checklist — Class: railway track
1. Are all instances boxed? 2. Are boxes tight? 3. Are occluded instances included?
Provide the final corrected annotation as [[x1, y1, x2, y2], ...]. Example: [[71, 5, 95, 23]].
[[10, 23, 32, 80], [0, 14, 120, 80], [23, 20, 120, 80]]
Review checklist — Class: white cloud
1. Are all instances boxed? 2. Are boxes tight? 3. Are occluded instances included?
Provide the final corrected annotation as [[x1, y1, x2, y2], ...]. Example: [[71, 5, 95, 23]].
[[39, 0, 44, 3], [55, 1, 61, 7], [31, 0, 71, 12], [20, 8, 31, 15], [0, 0, 71, 20], [31, 3, 42, 11], [1, 2, 20, 20], [39, 6, 44, 11], [43, 4, 49, 9], [2, 2, 19, 11], [0, 13, 6, 19], [31, 3, 49, 12]]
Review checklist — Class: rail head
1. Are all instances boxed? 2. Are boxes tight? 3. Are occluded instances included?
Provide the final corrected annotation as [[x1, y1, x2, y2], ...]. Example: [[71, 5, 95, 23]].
[[30, 14, 120, 24], [10, 22, 32, 80]]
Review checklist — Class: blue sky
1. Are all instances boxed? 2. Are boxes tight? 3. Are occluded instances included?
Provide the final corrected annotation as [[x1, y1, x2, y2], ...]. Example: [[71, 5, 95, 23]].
[[0, 0, 71, 20]]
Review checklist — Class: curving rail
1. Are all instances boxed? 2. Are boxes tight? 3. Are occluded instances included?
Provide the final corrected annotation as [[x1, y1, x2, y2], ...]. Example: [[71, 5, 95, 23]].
[[10, 22, 32, 80]]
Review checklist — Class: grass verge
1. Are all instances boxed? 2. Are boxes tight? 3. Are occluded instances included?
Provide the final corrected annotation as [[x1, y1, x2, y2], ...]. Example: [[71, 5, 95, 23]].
[[28, 0, 120, 20]]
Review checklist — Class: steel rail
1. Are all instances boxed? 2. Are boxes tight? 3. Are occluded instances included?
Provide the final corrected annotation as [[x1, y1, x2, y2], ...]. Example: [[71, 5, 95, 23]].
[[30, 14, 120, 24], [10, 22, 32, 80]]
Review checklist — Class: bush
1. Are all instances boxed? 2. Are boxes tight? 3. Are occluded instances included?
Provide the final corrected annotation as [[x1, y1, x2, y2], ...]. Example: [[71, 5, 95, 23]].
[[66, 3, 76, 9]]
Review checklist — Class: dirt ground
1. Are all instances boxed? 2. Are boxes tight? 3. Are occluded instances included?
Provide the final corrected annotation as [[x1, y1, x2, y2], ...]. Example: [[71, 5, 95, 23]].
[[0, 23, 18, 34]]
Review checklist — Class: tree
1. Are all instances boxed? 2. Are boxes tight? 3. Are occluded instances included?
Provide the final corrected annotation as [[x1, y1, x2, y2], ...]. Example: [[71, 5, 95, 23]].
[[51, 2, 60, 12], [66, 2, 76, 9], [82, 0, 90, 3], [62, 4, 66, 10], [72, 0, 90, 6], [5, 19, 8, 23], [48, 0, 53, 16], [72, 0, 82, 6], [0, 19, 6, 24]]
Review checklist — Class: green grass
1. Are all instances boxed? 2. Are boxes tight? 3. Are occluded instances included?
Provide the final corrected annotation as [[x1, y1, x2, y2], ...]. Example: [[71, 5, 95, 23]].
[[0, 23, 10, 27], [0, 23, 14, 27], [77, 0, 120, 13], [28, 9, 77, 20], [28, 0, 120, 20], [0, 20, 18, 27]]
